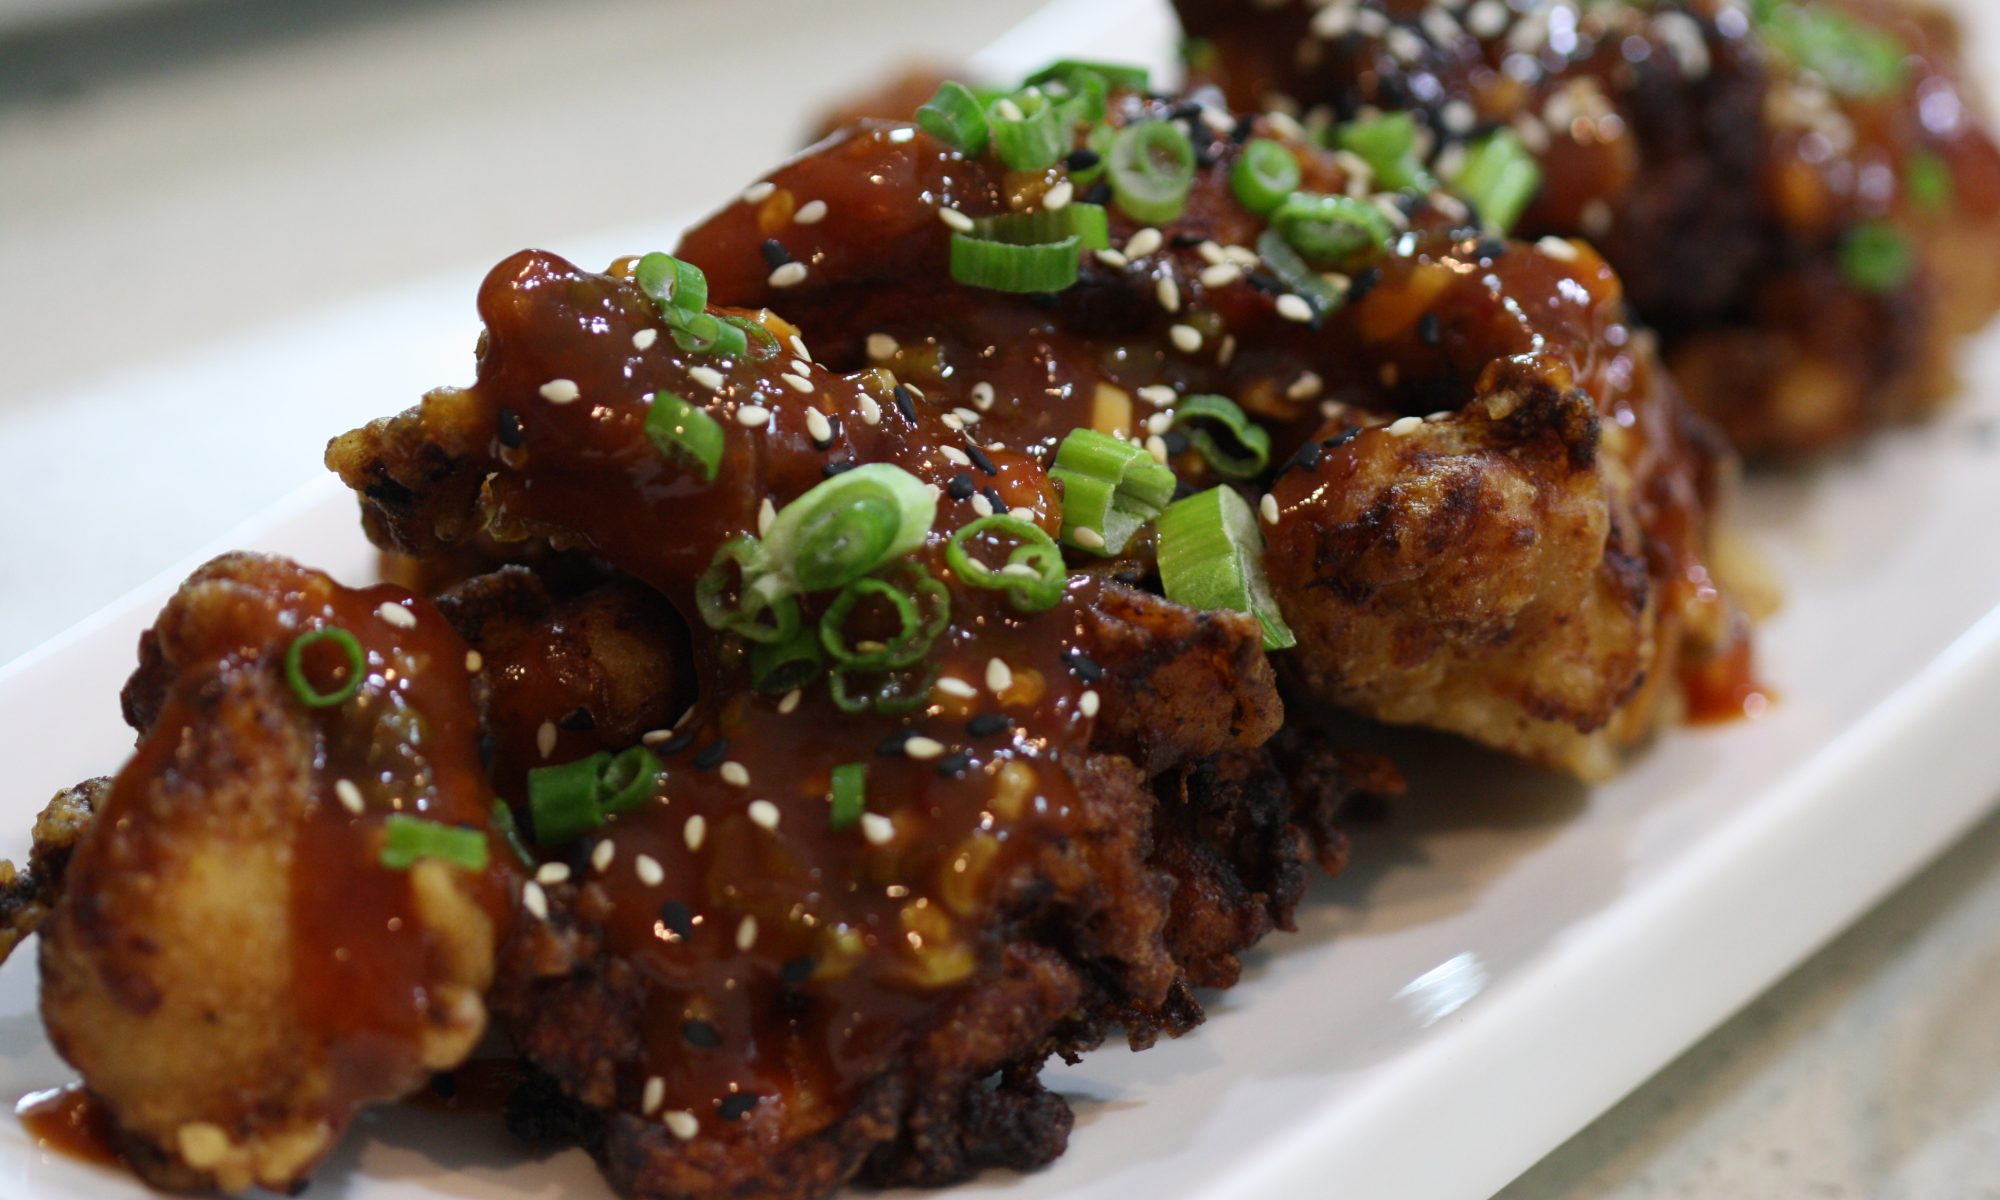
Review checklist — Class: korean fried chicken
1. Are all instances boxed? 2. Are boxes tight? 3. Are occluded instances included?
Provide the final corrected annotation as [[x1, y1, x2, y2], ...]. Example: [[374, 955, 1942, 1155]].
[[671, 86, 1739, 777], [1176, 0, 2000, 454], [16, 553, 518, 1192], [328, 248, 1381, 1197]]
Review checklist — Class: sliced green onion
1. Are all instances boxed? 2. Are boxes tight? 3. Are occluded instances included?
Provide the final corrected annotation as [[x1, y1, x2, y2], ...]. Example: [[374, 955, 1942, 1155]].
[[1451, 128, 1543, 235], [975, 206, 1111, 251], [1156, 486, 1296, 651], [828, 762, 867, 830], [1335, 112, 1436, 193], [284, 626, 366, 709], [1256, 228, 1342, 320], [1049, 428, 1177, 555], [829, 661, 942, 715], [1839, 221, 1916, 293], [597, 744, 663, 815], [1022, 59, 1151, 93], [720, 314, 783, 361], [916, 81, 991, 157], [669, 310, 750, 359], [379, 814, 490, 872], [1048, 69, 1109, 127], [1907, 149, 1954, 215], [1108, 120, 1197, 224], [987, 91, 1065, 172], [644, 391, 724, 482], [751, 625, 822, 694], [634, 252, 707, 317], [696, 536, 802, 643], [765, 463, 936, 594], [1757, 2, 1909, 98], [820, 577, 927, 669], [1173, 396, 1273, 481], [945, 514, 1067, 611], [949, 205, 1109, 293], [491, 798, 534, 868], [1270, 192, 1395, 270], [1231, 138, 1302, 216], [528, 752, 609, 844], [1069, 122, 1117, 185]]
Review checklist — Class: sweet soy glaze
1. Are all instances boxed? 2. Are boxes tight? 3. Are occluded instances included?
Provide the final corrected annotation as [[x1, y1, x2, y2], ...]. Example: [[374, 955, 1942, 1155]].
[[17, 1085, 120, 1169]]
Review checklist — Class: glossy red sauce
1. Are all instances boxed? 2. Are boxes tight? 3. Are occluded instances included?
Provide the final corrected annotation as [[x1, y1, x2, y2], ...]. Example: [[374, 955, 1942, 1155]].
[[17, 1085, 120, 1168], [1683, 632, 1774, 724]]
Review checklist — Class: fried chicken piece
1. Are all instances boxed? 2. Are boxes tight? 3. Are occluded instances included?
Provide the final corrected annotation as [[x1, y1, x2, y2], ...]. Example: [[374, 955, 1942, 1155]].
[[0, 779, 105, 964], [1176, 0, 2000, 454], [673, 90, 1740, 775], [329, 249, 1373, 1199], [34, 553, 518, 1193]]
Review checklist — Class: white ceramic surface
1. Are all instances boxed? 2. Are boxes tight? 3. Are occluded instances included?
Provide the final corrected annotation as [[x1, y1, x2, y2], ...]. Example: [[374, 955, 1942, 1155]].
[[3, 1, 2000, 1198]]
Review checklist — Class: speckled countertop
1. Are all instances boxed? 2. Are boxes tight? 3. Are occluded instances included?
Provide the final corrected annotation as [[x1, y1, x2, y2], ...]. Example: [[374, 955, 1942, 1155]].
[[3, 2, 1998, 1197]]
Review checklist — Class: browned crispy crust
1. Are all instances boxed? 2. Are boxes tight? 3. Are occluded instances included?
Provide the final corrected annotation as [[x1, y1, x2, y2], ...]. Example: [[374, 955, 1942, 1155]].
[[0, 779, 106, 967]]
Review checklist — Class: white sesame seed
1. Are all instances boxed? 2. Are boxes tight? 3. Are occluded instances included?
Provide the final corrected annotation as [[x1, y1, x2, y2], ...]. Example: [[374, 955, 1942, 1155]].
[[748, 800, 781, 830], [735, 404, 771, 427], [857, 394, 882, 425], [1146, 434, 1169, 464], [632, 328, 659, 350], [1169, 324, 1203, 354], [903, 736, 946, 760], [781, 372, 813, 393], [1146, 411, 1175, 435], [1387, 415, 1425, 436], [1276, 294, 1316, 323], [334, 779, 365, 815], [940, 412, 964, 432], [941, 446, 971, 467], [640, 728, 676, 746], [634, 854, 664, 886], [1442, 99, 1477, 136], [1096, 248, 1130, 268], [736, 915, 758, 950], [1427, 411, 1454, 423], [970, 382, 996, 411], [592, 839, 616, 873], [742, 181, 776, 203], [1287, 371, 1325, 401], [536, 862, 571, 886], [684, 815, 707, 852], [1199, 262, 1243, 288], [768, 261, 809, 289], [1467, 0, 1509, 39], [860, 813, 895, 845], [720, 761, 750, 787], [689, 365, 725, 391], [464, 650, 484, 672], [1072, 526, 1107, 550], [865, 333, 899, 360], [1223, 244, 1260, 267], [1043, 180, 1075, 211], [1079, 689, 1101, 718], [970, 492, 995, 517], [1156, 276, 1181, 313], [939, 207, 975, 232], [752, 498, 775, 537], [985, 658, 1014, 694], [778, 689, 802, 714], [793, 199, 828, 225], [1125, 228, 1163, 258], [664, 1111, 698, 1140], [539, 378, 580, 404], [936, 676, 978, 699], [996, 97, 1025, 121], [1195, 240, 1227, 266], [521, 880, 549, 920], [642, 1078, 665, 1116], [798, 409, 831, 446], [1009, 506, 1036, 521], [1000, 562, 1041, 579], [536, 721, 557, 760], [1537, 236, 1582, 263], [1138, 384, 1178, 407], [1260, 494, 1281, 525], [1218, 334, 1237, 366]]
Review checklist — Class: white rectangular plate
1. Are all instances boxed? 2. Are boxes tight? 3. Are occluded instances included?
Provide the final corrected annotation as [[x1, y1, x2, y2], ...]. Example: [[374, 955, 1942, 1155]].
[[3, 1, 1999, 1197]]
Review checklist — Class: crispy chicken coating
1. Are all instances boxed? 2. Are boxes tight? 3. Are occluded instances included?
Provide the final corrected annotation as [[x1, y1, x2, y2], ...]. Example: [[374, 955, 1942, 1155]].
[[0, 779, 105, 965], [33, 553, 516, 1192], [1176, 0, 2000, 454]]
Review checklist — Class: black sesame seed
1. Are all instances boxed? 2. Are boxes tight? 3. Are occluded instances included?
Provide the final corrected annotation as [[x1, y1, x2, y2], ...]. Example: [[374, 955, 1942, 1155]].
[[979, 485, 1007, 510], [558, 706, 596, 731], [966, 712, 1013, 738], [966, 445, 999, 476], [477, 733, 496, 769], [1081, 181, 1113, 206], [1230, 114, 1255, 143], [1417, 312, 1442, 346], [718, 1093, 760, 1121], [1322, 428, 1362, 451], [496, 407, 524, 449], [822, 459, 856, 477], [876, 729, 916, 757], [1283, 441, 1323, 476], [1347, 267, 1382, 305], [1476, 237, 1508, 262], [1162, 429, 1192, 456], [1166, 101, 1203, 122], [937, 751, 973, 778], [946, 472, 976, 500], [693, 739, 731, 770], [779, 956, 816, 986], [653, 730, 696, 756], [759, 239, 792, 269], [1245, 270, 1285, 294], [1170, 232, 1205, 249], [1061, 649, 1104, 682], [659, 900, 694, 937], [811, 412, 840, 449], [681, 1019, 722, 1048], [1064, 147, 1101, 171], [892, 385, 918, 424], [1193, 144, 1218, 169]]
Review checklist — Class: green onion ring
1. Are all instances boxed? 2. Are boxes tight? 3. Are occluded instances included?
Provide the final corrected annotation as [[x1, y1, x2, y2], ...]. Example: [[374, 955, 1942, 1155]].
[[284, 626, 367, 709]]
